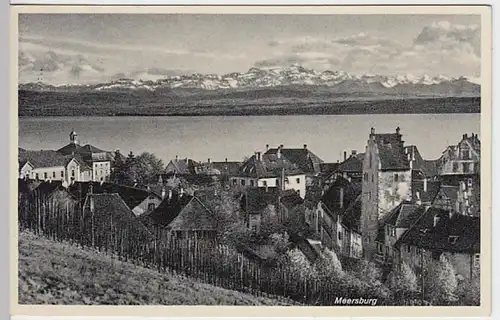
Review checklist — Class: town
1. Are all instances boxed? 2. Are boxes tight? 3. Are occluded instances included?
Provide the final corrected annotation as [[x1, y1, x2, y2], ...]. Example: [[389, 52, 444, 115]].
[[17, 126, 481, 306]]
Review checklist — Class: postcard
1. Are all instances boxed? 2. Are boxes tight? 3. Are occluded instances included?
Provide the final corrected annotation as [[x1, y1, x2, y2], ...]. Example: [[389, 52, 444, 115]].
[[10, 4, 492, 318]]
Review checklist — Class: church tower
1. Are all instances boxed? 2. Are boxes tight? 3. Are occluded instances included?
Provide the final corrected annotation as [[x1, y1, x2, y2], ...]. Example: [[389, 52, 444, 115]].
[[69, 129, 79, 145]]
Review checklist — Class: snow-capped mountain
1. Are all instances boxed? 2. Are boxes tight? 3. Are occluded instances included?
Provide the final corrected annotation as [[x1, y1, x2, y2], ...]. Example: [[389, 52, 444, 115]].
[[18, 64, 480, 97]]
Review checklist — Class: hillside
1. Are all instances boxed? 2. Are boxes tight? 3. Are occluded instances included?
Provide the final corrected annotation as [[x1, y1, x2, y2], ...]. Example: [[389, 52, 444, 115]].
[[18, 231, 297, 305]]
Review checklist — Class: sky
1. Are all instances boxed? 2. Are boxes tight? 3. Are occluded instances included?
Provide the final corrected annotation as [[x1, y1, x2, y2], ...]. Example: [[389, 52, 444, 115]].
[[18, 14, 481, 85]]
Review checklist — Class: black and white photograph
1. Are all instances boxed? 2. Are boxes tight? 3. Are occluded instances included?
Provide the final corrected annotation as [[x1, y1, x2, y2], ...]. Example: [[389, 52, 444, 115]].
[[12, 5, 491, 313]]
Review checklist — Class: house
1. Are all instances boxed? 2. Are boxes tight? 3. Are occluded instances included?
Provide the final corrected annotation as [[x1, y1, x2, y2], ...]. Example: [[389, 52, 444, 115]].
[[140, 189, 217, 241], [164, 156, 199, 176], [57, 130, 112, 182], [373, 203, 427, 265], [81, 192, 154, 250], [194, 158, 241, 177], [437, 133, 480, 177], [278, 189, 305, 223], [262, 144, 324, 186], [323, 150, 365, 187], [241, 186, 280, 232], [315, 176, 362, 258], [18, 149, 92, 183], [230, 152, 307, 198], [67, 181, 163, 216], [394, 207, 480, 281], [432, 181, 480, 217], [361, 127, 414, 260]]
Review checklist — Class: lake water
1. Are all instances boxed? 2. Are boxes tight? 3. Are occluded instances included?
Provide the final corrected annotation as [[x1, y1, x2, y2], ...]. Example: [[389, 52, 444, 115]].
[[18, 114, 481, 163]]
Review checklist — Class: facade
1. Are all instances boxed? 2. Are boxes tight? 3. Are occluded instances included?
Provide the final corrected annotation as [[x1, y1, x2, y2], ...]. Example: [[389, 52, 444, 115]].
[[19, 149, 92, 184], [57, 130, 112, 182], [141, 189, 217, 241], [394, 207, 480, 281], [323, 150, 365, 187], [438, 133, 480, 177], [361, 127, 413, 260], [164, 156, 199, 175]]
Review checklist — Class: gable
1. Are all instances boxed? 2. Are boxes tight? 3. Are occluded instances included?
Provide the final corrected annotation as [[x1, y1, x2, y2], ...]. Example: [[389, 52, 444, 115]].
[[168, 198, 216, 231]]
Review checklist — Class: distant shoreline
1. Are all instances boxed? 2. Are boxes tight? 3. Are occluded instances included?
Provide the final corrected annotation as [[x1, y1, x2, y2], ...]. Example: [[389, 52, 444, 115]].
[[18, 91, 480, 117]]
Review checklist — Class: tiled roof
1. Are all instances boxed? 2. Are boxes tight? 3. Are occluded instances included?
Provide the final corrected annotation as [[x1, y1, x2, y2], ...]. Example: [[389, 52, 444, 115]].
[[339, 153, 365, 173], [242, 187, 279, 214], [238, 155, 268, 178], [83, 193, 153, 240], [341, 194, 362, 231], [433, 185, 459, 207], [57, 143, 109, 158], [205, 161, 242, 176], [412, 179, 441, 204], [372, 133, 409, 171], [321, 177, 362, 216], [167, 158, 200, 175], [68, 181, 158, 209], [395, 207, 480, 253], [19, 150, 70, 169], [31, 180, 64, 198], [384, 202, 425, 228], [319, 162, 340, 176], [263, 147, 324, 174], [142, 192, 215, 231]]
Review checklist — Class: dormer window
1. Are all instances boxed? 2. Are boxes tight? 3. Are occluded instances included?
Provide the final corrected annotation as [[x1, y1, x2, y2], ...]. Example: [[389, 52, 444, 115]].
[[449, 236, 459, 244]]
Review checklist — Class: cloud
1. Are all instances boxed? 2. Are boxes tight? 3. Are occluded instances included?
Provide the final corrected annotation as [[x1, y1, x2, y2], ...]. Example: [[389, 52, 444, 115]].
[[254, 21, 480, 79]]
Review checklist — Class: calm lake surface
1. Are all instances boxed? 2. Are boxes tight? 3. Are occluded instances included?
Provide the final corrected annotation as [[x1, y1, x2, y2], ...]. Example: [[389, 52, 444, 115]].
[[18, 114, 481, 163]]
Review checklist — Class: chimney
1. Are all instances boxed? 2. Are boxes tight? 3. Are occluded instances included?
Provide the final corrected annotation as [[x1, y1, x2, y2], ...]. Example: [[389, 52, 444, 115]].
[[208, 158, 211, 164], [423, 178, 428, 192], [433, 215, 440, 228], [266, 144, 269, 151], [225, 158, 228, 163], [303, 144, 307, 150], [396, 126, 401, 135], [161, 186, 166, 199], [257, 152, 261, 161], [352, 150, 357, 156], [370, 127, 375, 135], [339, 187, 344, 208], [343, 151, 347, 161], [175, 155, 178, 161], [180, 187, 184, 197], [168, 189, 173, 201]]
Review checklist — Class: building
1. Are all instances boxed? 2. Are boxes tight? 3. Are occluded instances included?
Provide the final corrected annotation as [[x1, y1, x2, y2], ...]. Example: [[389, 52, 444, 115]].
[[164, 156, 199, 176], [19, 149, 92, 183], [240, 186, 280, 232], [194, 158, 241, 177], [67, 181, 163, 216], [57, 130, 112, 182], [140, 188, 217, 241], [81, 192, 154, 249], [322, 150, 365, 187], [315, 176, 363, 259], [437, 133, 480, 177], [394, 207, 480, 281], [230, 151, 307, 198], [361, 127, 414, 260]]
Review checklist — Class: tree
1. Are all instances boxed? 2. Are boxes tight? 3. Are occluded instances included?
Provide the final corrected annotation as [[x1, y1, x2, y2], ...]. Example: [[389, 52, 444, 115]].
[[315, 247, 344, 279], [110, 150, 127, 185], [128, 152, 165, 185], [386, 262, 419, 299], [425, 256, 458, 305]]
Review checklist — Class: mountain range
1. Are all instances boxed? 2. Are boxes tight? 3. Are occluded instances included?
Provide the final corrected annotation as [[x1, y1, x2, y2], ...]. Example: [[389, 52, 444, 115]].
[[19, 64, 480, 98]]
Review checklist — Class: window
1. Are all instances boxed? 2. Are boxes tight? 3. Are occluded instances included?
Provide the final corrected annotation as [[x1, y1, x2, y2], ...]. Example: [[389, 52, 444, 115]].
[[44, 172, 48, 179], [453, 162, 459, 172], [71, 169, 75, 177], [432, 251, 442, 260], [338, 231, 342, 241], [35, 173, 39, 180], [371, 174, 374, 182], [467, 178, 473, 187], [241, 180, 246, 186], [474, 253, 480, 267], [52, 171, 56, 178], [296, 178, 300, 184], [369, 152, 372, 169], [394, 174, 399, 182], [462, 150, 470, 160], [250, 180, 255, 187], [263, 181, 267, 186], [148, 203, 156, 211], [61, 171, 64, 177], [232, 179, 237, 186], [377, 243, 383, 254], [406, 245, 411, 253], [463, 163, 470, 173], [368, 192, 371, 200], [364, 173, 368, 182]]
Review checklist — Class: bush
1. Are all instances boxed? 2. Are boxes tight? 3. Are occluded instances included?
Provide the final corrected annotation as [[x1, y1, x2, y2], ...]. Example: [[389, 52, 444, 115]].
[[314, 247, 344, 279], [424, 256, 458, 305], [386, 262, 419, 299]]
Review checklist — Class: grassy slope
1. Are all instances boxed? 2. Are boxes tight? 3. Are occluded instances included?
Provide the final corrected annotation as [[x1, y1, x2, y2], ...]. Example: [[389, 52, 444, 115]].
[[18, 231, 296, 305]]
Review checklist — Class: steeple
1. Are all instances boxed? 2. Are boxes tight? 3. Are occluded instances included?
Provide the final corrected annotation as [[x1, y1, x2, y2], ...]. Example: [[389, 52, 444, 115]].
[[69, 129, 79, 145]]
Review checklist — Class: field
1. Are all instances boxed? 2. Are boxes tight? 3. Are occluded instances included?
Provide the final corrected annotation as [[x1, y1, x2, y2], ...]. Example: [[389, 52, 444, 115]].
[[17, 231, 297, 305], [18, 89, 480, 117]]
